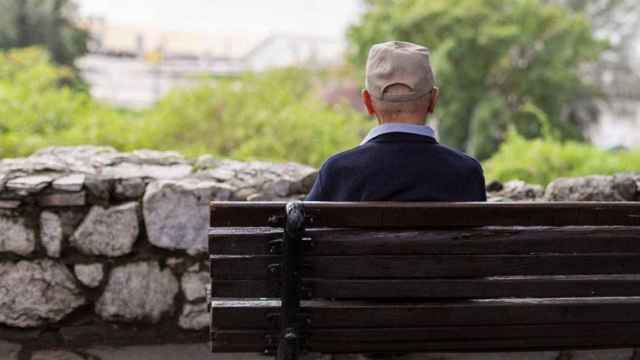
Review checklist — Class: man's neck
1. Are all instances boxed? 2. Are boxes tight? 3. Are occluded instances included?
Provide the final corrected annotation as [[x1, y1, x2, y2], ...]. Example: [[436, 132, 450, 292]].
[[378, 119, 427, 126]]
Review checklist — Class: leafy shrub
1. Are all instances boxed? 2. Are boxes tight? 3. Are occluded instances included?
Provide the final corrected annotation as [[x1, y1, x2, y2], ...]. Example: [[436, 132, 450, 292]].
[[125, 68, 370, 166], [0, 48, 370, 166], [0, 47, 134, 157], [484, 130, 640, 185]]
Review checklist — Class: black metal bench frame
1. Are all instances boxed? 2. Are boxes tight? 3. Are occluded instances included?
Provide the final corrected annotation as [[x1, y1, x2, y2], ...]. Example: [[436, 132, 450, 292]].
[[209, 201, 640, 359]]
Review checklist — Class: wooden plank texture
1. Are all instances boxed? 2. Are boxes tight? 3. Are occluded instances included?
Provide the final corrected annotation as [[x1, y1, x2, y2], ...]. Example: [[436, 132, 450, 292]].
[[210, 298, 640, 329], [212, 323, 640, 352], [210, 202, 640, 227], [211, 275, 640, 298], [209, 226, 640, 255], [210, 253, 640, 280]]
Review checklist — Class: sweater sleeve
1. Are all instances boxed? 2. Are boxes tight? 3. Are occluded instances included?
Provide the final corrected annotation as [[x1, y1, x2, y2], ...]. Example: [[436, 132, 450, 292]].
[[305, 169, 326, 201]]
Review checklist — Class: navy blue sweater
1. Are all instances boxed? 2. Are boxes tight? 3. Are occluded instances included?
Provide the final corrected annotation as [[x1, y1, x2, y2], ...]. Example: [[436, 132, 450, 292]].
[[306, 133, 487, 202]]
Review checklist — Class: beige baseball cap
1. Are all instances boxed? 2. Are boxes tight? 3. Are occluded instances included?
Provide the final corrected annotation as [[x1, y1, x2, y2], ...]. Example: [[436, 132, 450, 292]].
[[365, 41, 436, 102]]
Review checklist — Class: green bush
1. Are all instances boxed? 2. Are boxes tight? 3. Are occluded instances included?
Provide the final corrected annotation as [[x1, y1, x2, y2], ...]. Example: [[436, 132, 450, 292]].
[[484, 131, 640, 185], [135, 69, 370, 166], [0, 47, 134, 157], [0, 48, 370, 166]]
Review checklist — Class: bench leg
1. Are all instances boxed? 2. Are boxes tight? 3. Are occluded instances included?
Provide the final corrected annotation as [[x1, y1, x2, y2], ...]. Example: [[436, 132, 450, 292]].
[[277, 327, 301, 360], [277, 202, 305, 360]]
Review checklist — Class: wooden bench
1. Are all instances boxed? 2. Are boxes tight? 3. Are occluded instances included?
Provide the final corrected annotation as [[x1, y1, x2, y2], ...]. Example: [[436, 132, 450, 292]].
[[208, 201, 640, 359]]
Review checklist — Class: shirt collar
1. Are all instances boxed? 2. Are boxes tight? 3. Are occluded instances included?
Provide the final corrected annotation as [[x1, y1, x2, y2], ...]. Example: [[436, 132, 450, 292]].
[[360, 123, 436, 145]]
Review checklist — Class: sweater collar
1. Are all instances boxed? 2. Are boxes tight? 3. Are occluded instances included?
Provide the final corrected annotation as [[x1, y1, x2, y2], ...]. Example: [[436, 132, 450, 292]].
[[361, 123, 436, 145]]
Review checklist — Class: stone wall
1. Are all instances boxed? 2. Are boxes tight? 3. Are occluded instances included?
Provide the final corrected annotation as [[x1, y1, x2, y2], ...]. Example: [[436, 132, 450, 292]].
[[0, 146, 315, 359], [0, 146, 638, 360]]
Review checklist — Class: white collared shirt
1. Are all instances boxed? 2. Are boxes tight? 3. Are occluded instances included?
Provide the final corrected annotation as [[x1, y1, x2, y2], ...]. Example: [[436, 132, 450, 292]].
[[360, 123, 437, 145]]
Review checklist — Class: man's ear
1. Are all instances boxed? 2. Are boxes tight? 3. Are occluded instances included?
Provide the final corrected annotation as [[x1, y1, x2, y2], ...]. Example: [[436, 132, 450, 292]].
[[362, 89, 376, 116], [427, 87, 439, 114]]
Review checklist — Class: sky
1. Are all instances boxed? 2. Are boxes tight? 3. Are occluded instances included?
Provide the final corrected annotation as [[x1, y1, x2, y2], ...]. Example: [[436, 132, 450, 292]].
[[76, 0, 363, 39]]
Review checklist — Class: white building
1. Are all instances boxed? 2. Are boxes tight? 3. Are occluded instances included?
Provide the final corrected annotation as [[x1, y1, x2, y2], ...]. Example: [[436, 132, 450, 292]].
[[77, 20, 345, 108]]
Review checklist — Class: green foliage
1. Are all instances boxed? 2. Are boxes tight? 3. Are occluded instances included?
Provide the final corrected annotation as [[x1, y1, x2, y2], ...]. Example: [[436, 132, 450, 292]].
[[0, 0, 89, 65], [0, 48, 370, 166], [0, 47, 133, 157], [134, 69, 370, 166], [347, 0, 607, 159], [484, 131, 640, 185]]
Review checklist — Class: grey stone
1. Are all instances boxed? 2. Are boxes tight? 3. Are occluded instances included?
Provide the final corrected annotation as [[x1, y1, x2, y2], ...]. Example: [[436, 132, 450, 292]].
[[545, 175, 636, 201], [489, 180, 544, 202], [0, 200, 21, 209], [0, 260, 85, 327], [84, 176, 112, 204], [165, 257, 185, 270], [52, 174, 85, 192], [95, 261, 179, 323], [178, 302, 208, 330], [31, 350, 85, 360], [40, 211, 63, 258], [194, 154, 218, 170], [57, 209, 87, 239], [613, 173, 640, 201], [38, 192, 86, 207], [0, 340, 20, 360], [114, 178, 147, 199], [194, 159, 317, 196], [0, 214, 35, 256], [564, 349, 635, 360], [181, 271, 209, 302], [74, 263, 104, 288], [6, 175, 53, 194], [143, 179, 232, 255], [129, 149, 186, 165], [70, 202, 139, 257], [100, 163, 193, 180], [231, 187, 260, 201]]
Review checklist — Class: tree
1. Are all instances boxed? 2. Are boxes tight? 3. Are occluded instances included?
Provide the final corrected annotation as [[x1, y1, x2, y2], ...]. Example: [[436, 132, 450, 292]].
[[0, 0, 88, 65], [347, 0, 607, 159]]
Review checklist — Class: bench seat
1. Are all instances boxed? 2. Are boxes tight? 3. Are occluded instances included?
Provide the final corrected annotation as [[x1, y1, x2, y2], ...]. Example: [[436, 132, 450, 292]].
[[208, 202, 640, 357]]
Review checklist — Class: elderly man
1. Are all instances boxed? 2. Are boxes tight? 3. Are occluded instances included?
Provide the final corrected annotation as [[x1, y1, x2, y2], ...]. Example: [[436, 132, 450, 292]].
[[307, 41, 486, 202]]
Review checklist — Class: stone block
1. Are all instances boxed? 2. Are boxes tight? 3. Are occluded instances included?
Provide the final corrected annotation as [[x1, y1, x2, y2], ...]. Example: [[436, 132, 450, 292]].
[[95, 261, 178, 323], [52, 174, 85, 192], [6, 175, 53, 195], [181, 271, 209, 302], [70, 202, 139, 257], [0, 214, 35, 256], [37, 192, 86, 207], [40, 211, 63, 258], [178, 302, 208, 330], [74, 263, 104, 288], [143, 179, 232, 255], [0, 260, 85, 327], [0, 200, 21, 209], [114, 177, 147, 199]]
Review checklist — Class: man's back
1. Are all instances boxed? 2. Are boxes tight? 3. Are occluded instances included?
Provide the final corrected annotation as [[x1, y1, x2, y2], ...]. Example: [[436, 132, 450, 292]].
[[307, 132, 486, 202]]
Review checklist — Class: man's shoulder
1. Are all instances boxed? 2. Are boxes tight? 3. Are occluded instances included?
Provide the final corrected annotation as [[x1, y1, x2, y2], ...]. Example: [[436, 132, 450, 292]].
[[435, 143, 484, 173], [320, 145, 370, 170]]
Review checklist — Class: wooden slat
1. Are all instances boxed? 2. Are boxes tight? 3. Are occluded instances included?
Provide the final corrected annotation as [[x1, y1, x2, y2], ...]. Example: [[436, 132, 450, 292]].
[[210, 254, 640, 280], [212, 323, 640, 352], [210, 298, 640, 329], [211, 275, 640, 298], [209, 227, 282, 255], [209, 227, 640, 255], [210, 202, 640, 227]]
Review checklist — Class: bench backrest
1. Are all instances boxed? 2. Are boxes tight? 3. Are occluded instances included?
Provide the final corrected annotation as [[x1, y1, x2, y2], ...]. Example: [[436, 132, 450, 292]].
[[209, 202, 640, 355]]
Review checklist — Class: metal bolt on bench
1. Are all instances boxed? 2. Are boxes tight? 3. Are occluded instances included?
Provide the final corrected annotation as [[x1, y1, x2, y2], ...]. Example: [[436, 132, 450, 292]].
[[208, 201, 640, 359]]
